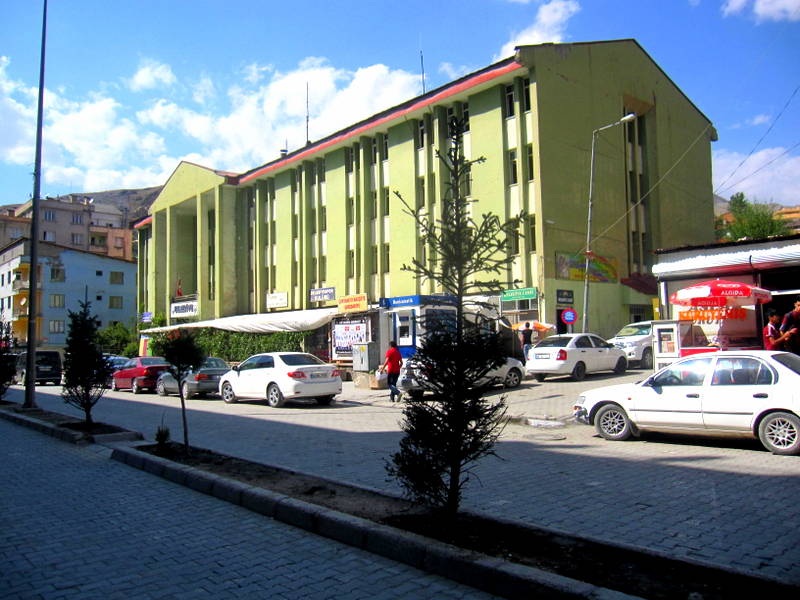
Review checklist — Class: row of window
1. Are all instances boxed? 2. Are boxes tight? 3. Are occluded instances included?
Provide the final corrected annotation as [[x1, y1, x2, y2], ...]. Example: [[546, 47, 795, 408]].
[[46, 294, 123, 309], [47, 317, 122, 335], [43, 210, 85, 224], [508, 144, 535, 185], [504, 79, 532, 118], [0, 269, 125, 285]]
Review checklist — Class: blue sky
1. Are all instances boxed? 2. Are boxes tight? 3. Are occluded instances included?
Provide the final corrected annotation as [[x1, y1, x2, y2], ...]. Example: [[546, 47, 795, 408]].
[[1, 0, 798, 206]]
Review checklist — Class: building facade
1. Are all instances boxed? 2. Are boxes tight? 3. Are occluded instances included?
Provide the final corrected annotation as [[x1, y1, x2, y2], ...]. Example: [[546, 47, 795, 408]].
[[137, 40, 716, 342], [0, 239, 137, 351]]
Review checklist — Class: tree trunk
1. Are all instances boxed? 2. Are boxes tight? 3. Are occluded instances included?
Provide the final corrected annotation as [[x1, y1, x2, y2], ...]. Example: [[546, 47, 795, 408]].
[[179, 389, 189, 455]]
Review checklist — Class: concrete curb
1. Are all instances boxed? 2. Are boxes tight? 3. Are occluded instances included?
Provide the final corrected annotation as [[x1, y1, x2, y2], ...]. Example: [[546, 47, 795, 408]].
[[0, 405, 143, 445], [108, 442, 641, 600]]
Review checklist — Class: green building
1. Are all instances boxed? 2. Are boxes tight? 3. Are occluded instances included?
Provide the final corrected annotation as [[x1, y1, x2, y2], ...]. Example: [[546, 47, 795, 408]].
[[137, 40, 716, 352]]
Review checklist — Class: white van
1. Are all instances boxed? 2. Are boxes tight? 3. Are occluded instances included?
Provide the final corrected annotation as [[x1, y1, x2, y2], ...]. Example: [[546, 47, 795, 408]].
[[607, 321, 654, 369]]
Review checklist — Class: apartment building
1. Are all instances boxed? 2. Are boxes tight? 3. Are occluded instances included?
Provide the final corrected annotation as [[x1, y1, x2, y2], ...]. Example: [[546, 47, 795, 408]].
[[0, 238, 137, 351], [137, 40, 717, 343]]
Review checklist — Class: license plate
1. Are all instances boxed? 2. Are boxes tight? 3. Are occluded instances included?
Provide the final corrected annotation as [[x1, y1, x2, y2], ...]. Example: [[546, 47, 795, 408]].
[[310, 372, 326, 379], [39, 366, 51, 371], [535, 353, 549, 359]]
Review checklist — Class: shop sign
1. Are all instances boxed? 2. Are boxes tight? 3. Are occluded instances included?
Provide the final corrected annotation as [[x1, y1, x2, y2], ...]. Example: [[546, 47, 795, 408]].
[[556, 289, 574, 304], [140, 311, 153, 323], [501, 287, 538, 301], [309, 286, 335, 302], [679, 307, 747, 323], [170, 300, 198, 319], [338, 293, 368, 313], [266, 292, 288, 308], [382, 294, 457, 308]]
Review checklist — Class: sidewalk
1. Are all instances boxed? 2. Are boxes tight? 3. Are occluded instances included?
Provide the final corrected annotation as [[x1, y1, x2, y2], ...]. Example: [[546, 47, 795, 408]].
[[0, 418, 498, 600]]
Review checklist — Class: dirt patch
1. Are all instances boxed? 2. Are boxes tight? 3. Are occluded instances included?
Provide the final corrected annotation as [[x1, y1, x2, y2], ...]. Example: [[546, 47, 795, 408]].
[[141, 442, 793, 600], [60, 421, 130, 435]]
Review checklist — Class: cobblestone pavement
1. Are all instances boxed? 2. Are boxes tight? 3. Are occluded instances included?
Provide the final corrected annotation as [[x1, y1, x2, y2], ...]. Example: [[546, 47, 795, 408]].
[[0, 419, 499, 599], [10, 367, 800, 584]]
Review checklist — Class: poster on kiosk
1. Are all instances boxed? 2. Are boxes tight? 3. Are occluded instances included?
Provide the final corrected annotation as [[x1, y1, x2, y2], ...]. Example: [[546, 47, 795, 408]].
[[653, 278, 772, 370]]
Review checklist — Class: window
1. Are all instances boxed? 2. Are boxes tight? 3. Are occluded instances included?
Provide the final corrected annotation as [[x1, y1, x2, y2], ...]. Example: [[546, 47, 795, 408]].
[[109, 271, 124, 285], [96, 295, 102, 302], [522, 78, 531, 112], [652, 357, 713, 386], [509, 229, 520, 255], [575, 336, 593, 348], [42, 231, 55, 242], [49, 294, 65, 308], [382, 188, 390, 216], [318, 159, 326, 182], [508, 149, 518, 185], [43, 210, 56, 222], [320, 256, 327, 281], [71, 233, 84, 245], [72, 213, 83, 225], [95, 270, 103, 277], [370, 246, 378, 274], [49, 320, 65, 334], [309, 208, 317, 233], [416, 119, 426, 149], [416, 177, 425, 208], [382, 243, 390, 273], [347, 250, 355, 277], [527, 215, 537, 251], [711, 358, 774, 386], [321, 206, 327, 231], [525, 144, 534, 181], [114, 237, 124, 248], [504, 85, 515, 118], [463, 103, 470, 131], [292, 214, 298, 238], [9, 227, 22, 239], [370, 190, 377, 220], [108, 296, 123, 310], [50, 267, 64, 281], [371, 138, 379, 163], [346, 198, 355, 225], [345, 147, 354, 172], [381, 134, 389, 160]]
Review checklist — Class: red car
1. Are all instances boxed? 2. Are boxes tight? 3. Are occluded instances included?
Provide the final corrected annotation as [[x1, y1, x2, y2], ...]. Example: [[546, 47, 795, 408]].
[[111, 356, 171, 394]]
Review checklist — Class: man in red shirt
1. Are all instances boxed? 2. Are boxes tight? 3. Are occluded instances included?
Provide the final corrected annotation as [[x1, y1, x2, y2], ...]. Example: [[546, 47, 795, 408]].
[[379, 341, 403, 402], [766, 309, 794, 350]]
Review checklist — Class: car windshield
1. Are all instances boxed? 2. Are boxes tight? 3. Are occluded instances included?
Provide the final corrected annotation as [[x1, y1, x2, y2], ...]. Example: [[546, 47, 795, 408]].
[[534, 337, 570, 348], [140, 357, 167, 366], [772, 352, 800, 375], [615, 324, 651, 337], [202, 357, 227, 369], [36, 352, 60, 367], [279, 353, 325, 366]]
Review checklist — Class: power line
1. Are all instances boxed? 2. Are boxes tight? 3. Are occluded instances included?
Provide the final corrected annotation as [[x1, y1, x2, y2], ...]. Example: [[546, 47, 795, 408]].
[[719, 140, 800, 194], [714, 82, 800, 195]]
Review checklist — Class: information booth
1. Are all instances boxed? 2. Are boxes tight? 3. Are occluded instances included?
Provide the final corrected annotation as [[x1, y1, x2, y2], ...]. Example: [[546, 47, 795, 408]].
[[380, 295, 457, 358]]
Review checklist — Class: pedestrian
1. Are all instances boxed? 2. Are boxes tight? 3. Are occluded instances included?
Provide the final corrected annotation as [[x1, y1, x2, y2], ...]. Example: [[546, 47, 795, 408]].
[[764, 309, 793, 350], [780, 297, 800, 354], [520, 322, 533, 362], [378, 340, 403, 402]]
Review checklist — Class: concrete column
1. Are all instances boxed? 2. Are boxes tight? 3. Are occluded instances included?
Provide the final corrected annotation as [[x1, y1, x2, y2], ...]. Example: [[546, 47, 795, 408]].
[[254, 181, 267, 313], [196, 193, 210, 319]]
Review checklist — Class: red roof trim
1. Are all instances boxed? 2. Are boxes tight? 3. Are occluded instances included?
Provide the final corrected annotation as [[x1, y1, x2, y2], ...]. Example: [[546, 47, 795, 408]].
[[134, 215, 153, 229], [239, 60, 524, 183]]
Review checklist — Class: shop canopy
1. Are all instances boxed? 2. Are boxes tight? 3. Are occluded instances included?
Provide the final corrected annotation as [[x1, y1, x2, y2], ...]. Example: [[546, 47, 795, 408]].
[[141, 307, 339, 334], [669, 279, 772, 307]]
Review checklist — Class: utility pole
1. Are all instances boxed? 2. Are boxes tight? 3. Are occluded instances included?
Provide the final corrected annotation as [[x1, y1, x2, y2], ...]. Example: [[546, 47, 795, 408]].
[[23, 0, 48, 409]]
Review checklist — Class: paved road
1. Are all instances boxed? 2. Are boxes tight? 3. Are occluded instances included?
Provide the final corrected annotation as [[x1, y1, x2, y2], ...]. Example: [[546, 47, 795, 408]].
[[10, 369, 800, 584], [0, 419, 498, 600]]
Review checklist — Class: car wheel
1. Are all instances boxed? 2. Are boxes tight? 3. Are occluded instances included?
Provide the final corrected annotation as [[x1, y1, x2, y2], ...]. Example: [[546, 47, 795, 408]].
[[181, 382, 192, 399], [758, 412, 800, 455], [504, 368, 522, 388], [221, 382, 237, 404], [595, 403, 633, 441], [534, 374, 546, 383], [316, 395, 335, 406], [267, 383, 285, 408], [613, 357, 627, 375], [640, 348, 653, 370], [571, 362, 586, 381], [111, 378, 119, 392], [131, 380, 141, 394], [156, 380, 167, 396]]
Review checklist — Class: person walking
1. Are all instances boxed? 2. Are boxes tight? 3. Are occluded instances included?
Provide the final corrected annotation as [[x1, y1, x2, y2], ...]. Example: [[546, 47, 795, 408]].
[[379, 340, 403, 402], [520, 322, 533, 363]]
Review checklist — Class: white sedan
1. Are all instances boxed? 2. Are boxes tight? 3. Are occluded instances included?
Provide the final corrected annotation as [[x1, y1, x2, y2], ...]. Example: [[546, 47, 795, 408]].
[[573, 350, 800, 455], [218, 352, 342, 408], [526, 333, 627, 382]]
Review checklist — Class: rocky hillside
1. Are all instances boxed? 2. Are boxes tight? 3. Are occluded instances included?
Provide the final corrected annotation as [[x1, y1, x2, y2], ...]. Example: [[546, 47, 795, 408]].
[[63, 186, 162, 223]]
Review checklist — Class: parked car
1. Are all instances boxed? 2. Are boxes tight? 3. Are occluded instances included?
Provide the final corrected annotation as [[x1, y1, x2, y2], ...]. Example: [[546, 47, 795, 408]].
[[573, 350, 800, 455], [14, 350, 63, 385], [104, 355, 129, 384], [607, 321, 654, 369], [526, 333, 627, 382], [111, 356, 171, 394], [398, 355, 525, 400], [156, 357, 229, 398], [218, 352, 341, 407]]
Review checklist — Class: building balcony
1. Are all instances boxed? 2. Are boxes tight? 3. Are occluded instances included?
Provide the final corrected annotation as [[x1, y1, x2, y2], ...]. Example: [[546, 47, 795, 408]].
[[12, 308, 30, 319], [12, 279, 40, 291]]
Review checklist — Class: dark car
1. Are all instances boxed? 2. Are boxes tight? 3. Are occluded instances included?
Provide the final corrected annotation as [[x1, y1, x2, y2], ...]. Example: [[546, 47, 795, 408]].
[[14, 351, 63, 385], [104, 355, 129, 385], [156, 357, 229, 398], [111, 356, 171, 394]]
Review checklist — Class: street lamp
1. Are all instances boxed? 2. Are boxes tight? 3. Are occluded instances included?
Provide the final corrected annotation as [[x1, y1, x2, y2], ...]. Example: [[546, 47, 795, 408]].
[[581, 113, 636, 333]]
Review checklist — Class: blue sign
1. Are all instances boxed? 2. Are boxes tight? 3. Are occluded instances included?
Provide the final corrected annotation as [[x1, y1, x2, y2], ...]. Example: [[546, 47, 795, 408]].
[[140, 312, 153, 323], [382, 294, 457, 308], [561, 309, 578, 325], [309, 286, 335, 302]]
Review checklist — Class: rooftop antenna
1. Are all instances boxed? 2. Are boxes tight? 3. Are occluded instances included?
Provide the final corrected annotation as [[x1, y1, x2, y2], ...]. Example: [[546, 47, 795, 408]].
[[420, 50, 426, 94], [306, 82, 310, 145]]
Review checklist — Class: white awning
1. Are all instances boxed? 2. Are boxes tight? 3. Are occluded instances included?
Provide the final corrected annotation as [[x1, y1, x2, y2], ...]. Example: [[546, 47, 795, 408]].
[[141, 307, 339, 334], [653, 240, 800, 279]]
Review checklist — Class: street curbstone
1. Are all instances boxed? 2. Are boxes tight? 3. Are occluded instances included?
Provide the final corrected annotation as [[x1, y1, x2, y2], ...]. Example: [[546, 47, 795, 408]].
[[184, 470, 217, 495], [274, 497, 322, 532], [211, 478, 249, 505], [316, 509, 368, 548], [240, 487, 283, 517], [363, 522, 428, 570]]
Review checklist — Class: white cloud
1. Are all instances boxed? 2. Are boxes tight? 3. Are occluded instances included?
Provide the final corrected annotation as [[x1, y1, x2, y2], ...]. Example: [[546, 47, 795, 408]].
[[192, 76, 216, 105], [496, 0, 581, 60], [714, 146, 800, 205], [722, 0, 800, 21], [128, 59, 176, 92], [747, 114, 771, 126], [242, 62, 273, 85], [439, 62, 472, 80]]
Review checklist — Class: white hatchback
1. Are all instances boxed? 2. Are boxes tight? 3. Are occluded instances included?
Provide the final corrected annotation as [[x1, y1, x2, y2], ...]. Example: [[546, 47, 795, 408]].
[[573, 350, 800, 455], [526, 333, 627, 382], [219, 352, 342, 408]]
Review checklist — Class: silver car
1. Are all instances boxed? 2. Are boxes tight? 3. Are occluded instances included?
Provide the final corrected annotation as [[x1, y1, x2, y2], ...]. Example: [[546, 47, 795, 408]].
[[156, 357, 229, 398], [398, 355, 525, 400]]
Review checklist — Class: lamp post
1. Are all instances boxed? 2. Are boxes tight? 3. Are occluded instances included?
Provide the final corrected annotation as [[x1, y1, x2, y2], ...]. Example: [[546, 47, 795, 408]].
[[581, 113, 636, 333]]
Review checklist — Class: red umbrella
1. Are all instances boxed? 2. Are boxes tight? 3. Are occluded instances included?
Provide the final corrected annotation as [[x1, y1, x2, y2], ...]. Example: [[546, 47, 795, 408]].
[[670, 279, 772, 307]]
